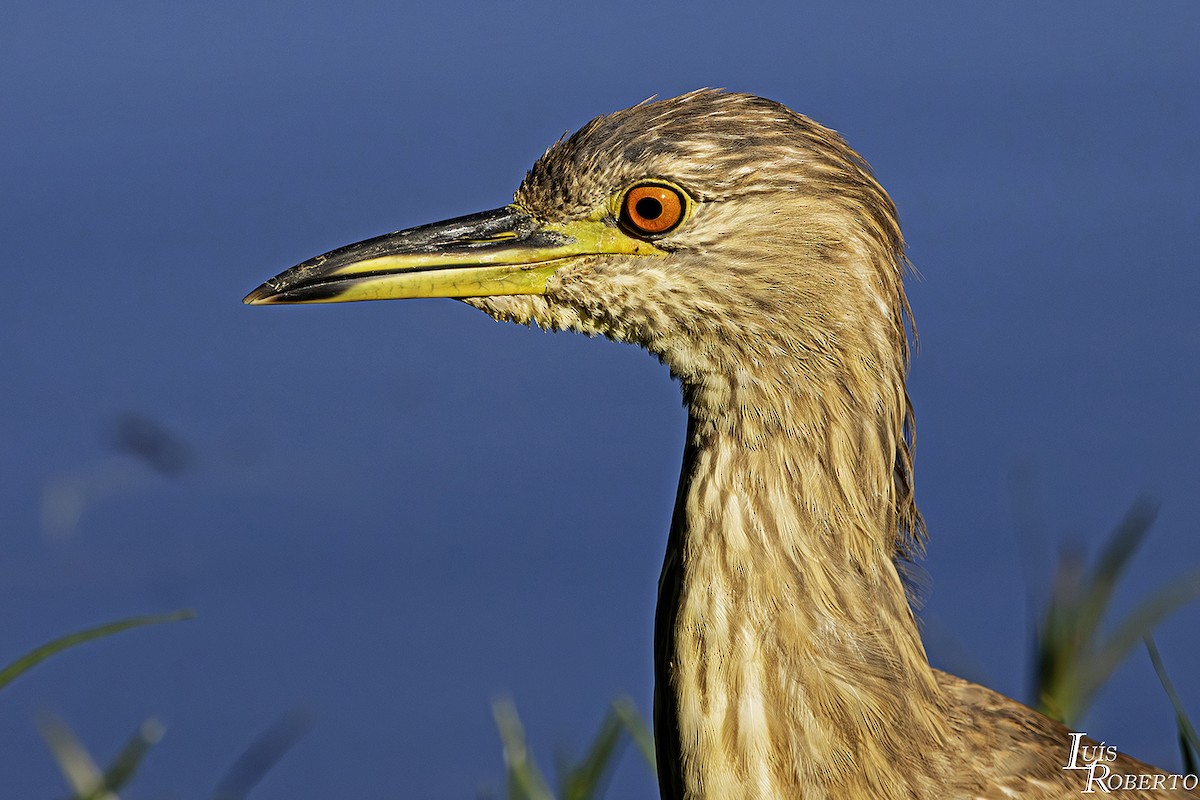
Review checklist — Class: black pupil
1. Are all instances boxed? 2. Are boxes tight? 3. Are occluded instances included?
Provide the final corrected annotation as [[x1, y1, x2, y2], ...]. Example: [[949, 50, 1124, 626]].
[[635, 196, 663, 220]]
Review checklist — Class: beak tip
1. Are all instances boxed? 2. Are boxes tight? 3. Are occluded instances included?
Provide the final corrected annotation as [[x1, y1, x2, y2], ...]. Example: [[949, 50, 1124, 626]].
[[243, 284, 278, 305]]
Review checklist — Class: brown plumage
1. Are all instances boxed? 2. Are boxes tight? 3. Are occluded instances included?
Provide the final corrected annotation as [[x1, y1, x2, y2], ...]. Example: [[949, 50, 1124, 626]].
[[246, 90, 1197, 798]]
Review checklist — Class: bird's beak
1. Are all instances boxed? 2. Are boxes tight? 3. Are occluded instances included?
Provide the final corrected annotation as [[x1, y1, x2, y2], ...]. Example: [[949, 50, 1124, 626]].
[[243, 204, 661, 305]]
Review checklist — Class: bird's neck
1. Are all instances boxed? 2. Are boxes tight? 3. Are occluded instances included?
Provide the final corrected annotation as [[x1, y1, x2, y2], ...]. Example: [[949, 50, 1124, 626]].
[[654, 405, 953, 799]]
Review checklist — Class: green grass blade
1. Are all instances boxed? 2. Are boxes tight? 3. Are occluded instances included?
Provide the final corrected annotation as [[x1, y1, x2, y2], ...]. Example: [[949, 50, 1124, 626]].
[[101, 719, 165, 792], [492, 698, 555, 800], [211, 710, 311, 800], [1076, 501, 1158, 646], [0, 609, 195, 692], [1182, 731, 1198, 779], [1035, 552, 1087, 721], [40, 714, 163, 800], [1081, 570, 1200, 713], [561, 707, 625, 800], [612, 698, 655, 771], [37, 713, 107, 798], [1145, 637, 1200, 774], [1030, 502, 1199, 726]]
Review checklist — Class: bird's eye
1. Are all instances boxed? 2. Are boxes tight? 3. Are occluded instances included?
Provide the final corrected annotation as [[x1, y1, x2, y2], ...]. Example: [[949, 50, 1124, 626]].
[[620, 183, 686, 237]]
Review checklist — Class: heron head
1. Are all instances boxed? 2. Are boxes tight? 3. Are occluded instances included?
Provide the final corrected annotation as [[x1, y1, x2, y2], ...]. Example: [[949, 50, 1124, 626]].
[[245, 90, 910, 386], [245, 88, 925, 557]]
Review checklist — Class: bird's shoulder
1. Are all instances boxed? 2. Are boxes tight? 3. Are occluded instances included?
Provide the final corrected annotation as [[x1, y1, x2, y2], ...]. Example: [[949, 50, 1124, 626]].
[[935, 670, 1198, 799]]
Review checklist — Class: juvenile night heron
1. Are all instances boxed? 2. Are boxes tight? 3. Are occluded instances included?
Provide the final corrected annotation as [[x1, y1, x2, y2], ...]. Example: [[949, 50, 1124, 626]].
[[245, 91, 1191, 799]]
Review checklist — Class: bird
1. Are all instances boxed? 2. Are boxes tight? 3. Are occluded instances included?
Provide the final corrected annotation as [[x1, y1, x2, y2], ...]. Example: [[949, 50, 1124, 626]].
[[245, 90, 1196, 799]]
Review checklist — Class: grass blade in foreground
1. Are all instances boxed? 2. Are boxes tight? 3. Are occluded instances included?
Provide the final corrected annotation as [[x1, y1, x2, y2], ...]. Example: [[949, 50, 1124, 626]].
[[0, 609, 195, 693], [559, 703, 628, 800], [1034, 503, 1200, 725], [211, 709, 312, 800], [612, 696, 655, 770], [1145, 636, 1200, 775], [491, 698, 655, 800], [100, 718, 166, 794], [493, 698, 555, 800], [39, 713, 164, 800]]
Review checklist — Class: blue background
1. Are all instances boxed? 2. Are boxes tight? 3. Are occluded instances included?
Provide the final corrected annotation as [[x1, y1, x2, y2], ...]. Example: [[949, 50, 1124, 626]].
[[3, 2, 1198, 796]]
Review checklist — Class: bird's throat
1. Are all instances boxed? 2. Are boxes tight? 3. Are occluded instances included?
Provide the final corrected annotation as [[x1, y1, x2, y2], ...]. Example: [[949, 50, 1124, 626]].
[[653, 413, 951, 799]]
